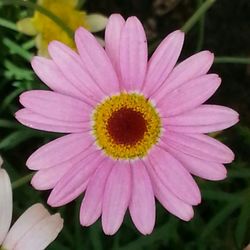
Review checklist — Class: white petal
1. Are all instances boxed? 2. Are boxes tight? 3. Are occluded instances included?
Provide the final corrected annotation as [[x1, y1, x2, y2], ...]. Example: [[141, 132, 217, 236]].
[[0, 169, 12, 245], [12, 212, 63, 250], [0, 156, 3, 167], [2, 203, 49, 249]]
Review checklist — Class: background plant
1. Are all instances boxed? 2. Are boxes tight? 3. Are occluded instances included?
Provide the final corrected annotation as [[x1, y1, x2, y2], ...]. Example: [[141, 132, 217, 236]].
[[0, 0, 250, 249]]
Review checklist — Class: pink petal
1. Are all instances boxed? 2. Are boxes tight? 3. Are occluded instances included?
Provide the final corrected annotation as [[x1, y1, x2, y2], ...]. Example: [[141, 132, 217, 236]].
[[31, 145, 97, 190], [2, 204, 49, 249], [145, 162, 194, 221], [0, 169, 12, 244], [142, 30, 184, 96], [102, 161, 131, 235], [153, 50, 214, 100], [32, 166, 67, 191], [147, 146, 201, 205], [48, 41, 105, 104], [31, 57, 86, 100], [19, 90, 92, 122], [12, 213, 63, 250], [129, 160, 155, 235], [119, 16, 148, 91], [162, 131, 234, 163], [48, 151, 103, 207], [164, 104, 239, 133], [163, 145, 227, 180], [26, 133, 93, 170], [157, 74, 221, 117], [80, 158, 114, 226], [15, 109, 89, 133], [105, 14, 125, 79], [75, 27, 120, 95]]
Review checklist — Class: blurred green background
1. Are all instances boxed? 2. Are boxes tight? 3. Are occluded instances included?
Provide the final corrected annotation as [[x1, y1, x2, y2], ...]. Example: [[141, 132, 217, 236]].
[[0, 0, 250, 249]]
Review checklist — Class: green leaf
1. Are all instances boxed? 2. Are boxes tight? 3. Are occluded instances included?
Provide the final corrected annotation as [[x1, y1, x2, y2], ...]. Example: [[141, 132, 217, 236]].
[[0, 130, 33, 150], [4, 60, 34, 81], [0, 88, 23, 112], [214, 57, 250, 64], [119, 218, 178, 250], [22, 39, 35, 50], [0, 17, 18, 31], [74, 197, 85, 250], [200, 201, 242, 241], [0, 119, 21, 129], [90, 223, 103, 250], [202, 190, 242, 202], [235, 198, 250, 247], [3, 38, 32, 61], [0, 130, 44, 150], [228, 168, 250, 178]]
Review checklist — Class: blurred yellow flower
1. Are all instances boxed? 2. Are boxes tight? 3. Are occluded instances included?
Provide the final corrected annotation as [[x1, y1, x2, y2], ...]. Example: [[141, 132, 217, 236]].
[[17, 0, 107, 56]]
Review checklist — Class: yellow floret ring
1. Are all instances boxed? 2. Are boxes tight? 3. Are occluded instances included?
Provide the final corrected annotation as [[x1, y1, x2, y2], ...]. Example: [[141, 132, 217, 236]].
[[92, 93, 162, 160]]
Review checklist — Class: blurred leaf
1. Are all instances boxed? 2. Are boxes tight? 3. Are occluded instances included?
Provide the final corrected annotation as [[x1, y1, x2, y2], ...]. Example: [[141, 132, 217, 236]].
[[48, 242, 69, 250], [237, 126, 250, 147], [0, 17, 18, 31], [202, 190, 242, 202], [228, 168, 250, 178], [12, 173, 33, 189], [4, 60, 34, 81], [90, 223, 103, 250], [77, 0, 86, 8], [196, 0, 205, 51], [3, 37, 32, 60], [22, 38, 35, 50], [13, 80, 41, 91], [0, 119, 20, 129], [112, 233, 120, 250], [0, 129, 48, 150], [235, 198, 250, 248], [200, 201, 242, 241], [74, 198, 85, 250], [0, 130, 34, 150], [0, 88, 23, 112], [119, 218, 178, 250]]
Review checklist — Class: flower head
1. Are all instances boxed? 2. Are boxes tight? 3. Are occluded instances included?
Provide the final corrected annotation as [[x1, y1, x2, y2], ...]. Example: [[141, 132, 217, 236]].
[[17, 0, 107, 56], [16, 14, 239, 235], [0, 159, 63, 250]]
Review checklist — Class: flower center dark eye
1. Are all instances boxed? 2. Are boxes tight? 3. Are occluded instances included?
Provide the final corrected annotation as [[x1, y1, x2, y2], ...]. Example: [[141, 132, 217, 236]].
[[107, 108, 147, 146]]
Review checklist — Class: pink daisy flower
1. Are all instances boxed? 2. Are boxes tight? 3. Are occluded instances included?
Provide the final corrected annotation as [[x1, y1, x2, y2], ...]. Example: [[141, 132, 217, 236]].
[[16, 14, 239, 235]]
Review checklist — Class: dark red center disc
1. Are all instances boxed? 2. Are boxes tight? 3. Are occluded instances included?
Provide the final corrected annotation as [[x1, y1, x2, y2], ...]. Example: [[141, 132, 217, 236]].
[[107, 108, 147, 146]]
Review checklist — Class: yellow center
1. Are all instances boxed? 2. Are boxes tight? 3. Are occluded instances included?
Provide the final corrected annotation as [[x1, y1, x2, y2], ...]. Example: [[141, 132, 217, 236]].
[[92, 93, 161, 160]]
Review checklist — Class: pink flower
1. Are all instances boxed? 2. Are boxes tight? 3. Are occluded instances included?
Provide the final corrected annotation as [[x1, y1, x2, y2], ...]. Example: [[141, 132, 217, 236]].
[[0, 160, 63, 249], [15, 14, 239, 235]]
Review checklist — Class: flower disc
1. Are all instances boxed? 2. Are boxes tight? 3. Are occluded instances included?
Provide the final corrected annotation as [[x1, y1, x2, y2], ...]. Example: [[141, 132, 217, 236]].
[[92, 93, 161, 159]]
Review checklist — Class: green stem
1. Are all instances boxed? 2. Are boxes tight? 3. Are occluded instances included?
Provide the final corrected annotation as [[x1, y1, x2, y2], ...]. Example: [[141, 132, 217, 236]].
[[12, 173, 33, 189], [1, 0, 74, 38], [196, 0, 205, 51], [181, 0, 216, 33], [214, 57, 250, 64]]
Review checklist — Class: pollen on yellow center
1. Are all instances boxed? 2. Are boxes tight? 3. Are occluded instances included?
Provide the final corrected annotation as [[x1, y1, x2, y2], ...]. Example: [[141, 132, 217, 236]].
[[92, 93, 162, 160]]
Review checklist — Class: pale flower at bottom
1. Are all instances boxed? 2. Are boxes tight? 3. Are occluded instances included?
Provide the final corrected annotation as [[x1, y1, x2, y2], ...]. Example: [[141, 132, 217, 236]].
[[0, 156, 63, 250]]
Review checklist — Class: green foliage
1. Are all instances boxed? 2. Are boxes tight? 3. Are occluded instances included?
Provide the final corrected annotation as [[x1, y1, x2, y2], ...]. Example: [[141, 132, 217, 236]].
[[0, 0, 250, 249]]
